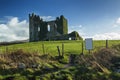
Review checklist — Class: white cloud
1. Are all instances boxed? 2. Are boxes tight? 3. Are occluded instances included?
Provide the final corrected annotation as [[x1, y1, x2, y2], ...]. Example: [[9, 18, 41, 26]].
[[0, 16, 14, 24], [113, 17, 120, 27], [116, 18, 120, 24], [91, 17, 120, 40], [41, 16, 55, 21], [93, 32, 120, 40], [78, 25, 82, 28], [0, 17, 29, 42], [69, 25, 85, 38], [70, 25, 83, 29], [8, 17, 19, 26]]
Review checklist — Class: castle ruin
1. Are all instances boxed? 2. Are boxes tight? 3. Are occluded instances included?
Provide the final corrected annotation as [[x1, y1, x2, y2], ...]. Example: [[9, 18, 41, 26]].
[[29, 13, 82, 42]]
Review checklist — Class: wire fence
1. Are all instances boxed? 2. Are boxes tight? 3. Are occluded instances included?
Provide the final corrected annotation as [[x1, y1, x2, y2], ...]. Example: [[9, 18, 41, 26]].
[[0, 40, 120, 55]]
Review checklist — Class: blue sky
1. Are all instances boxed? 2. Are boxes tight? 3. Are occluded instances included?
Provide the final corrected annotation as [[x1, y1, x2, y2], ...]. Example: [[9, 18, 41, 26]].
[[0, 0, 120, 41]]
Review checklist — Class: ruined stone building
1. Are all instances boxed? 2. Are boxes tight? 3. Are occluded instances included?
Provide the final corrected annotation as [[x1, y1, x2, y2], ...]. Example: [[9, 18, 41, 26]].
[[29, 13, 82, 42]]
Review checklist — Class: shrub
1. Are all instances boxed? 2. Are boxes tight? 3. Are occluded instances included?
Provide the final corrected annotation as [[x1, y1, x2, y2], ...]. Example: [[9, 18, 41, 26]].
[[13, 76, 28, 80]]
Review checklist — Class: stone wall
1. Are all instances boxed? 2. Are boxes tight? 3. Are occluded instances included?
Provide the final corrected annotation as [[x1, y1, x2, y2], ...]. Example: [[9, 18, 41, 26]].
[[29, 13, 82, 41], [29, 13, 68, 42]]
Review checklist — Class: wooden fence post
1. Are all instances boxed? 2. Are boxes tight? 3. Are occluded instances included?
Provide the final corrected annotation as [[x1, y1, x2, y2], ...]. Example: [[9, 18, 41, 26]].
[[81, 41, 84, 55], [106, 40, 108, 48], [62, 43, 64, 57], [57, 46, 61, 57]]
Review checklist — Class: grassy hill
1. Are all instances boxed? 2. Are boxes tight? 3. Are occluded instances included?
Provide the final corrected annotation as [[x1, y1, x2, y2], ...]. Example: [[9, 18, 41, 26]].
[[0, 40, 120, 80]]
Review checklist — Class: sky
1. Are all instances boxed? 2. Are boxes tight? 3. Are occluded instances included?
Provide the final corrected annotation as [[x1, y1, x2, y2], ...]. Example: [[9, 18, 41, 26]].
[[0, 0, 120, 41]]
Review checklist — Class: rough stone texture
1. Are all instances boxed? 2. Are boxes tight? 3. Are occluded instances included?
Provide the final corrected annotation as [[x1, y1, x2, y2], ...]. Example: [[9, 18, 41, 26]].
[[17, 63, 26, 69], [29, 13, 82, 41]]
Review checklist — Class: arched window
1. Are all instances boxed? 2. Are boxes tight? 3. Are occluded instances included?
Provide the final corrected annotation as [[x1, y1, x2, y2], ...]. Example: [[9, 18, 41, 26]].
[[69, 37, 72, 40], [48, 25, 50, 31], [38, 27, 40, 31]]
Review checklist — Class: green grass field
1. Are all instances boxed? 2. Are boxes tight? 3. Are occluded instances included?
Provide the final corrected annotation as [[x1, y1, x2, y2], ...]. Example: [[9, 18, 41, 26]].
[[0, 40, 120, 55]]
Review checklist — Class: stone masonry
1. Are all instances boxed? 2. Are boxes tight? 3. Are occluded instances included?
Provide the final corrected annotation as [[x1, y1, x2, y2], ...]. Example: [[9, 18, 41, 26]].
[[29, 13, 82, 42]]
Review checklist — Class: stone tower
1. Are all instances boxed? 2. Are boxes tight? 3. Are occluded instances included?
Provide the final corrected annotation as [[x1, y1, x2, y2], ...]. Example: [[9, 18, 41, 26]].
[[29, 13, 68, 42]]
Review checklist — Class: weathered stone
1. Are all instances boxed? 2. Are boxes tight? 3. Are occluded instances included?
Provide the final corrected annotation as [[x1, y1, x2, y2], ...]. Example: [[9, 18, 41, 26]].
[[29, 13, 83, 41], [17, 63, 26, 69]]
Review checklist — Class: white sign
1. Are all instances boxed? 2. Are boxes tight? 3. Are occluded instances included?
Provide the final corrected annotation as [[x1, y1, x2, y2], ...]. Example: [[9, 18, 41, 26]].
[[85, 38, 93, 50]]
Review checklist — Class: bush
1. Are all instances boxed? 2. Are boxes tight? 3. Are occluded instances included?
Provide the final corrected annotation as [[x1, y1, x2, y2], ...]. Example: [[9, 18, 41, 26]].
[[39, 77, 48, 80], [13, 76, 28, 80], [110, 73, 120, 80]]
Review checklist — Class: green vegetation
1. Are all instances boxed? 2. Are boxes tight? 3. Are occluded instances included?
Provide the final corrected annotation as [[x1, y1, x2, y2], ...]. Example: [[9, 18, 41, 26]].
[[69, 31, 83, 40], [1, 40, 120, 54], [0, 40, 120, 80]]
